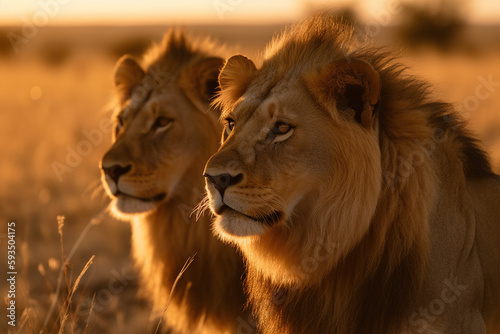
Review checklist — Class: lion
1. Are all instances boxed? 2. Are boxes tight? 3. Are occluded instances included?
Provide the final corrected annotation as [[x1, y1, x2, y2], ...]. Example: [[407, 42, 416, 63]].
[[203, 14, 500, 334], [100, 31, 246, 334]]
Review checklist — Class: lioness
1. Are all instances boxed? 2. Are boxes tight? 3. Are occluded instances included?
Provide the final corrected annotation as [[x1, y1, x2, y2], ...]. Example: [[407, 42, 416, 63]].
[[100, 31, 245, 333], [204, 14, 500, 334]]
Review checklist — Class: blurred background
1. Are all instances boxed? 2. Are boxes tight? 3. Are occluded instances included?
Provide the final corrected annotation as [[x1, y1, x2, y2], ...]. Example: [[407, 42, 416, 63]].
[[1, 0, 500, 333]]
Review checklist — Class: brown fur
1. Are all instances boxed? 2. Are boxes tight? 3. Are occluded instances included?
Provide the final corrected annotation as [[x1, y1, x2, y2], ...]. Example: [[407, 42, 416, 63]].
[[205, 13, 500, 333], [101, 31, 246, 333]]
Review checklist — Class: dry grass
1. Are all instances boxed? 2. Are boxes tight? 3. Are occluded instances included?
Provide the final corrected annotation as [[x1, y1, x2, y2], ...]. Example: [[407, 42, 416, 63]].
[[1, 25, 499, 334]]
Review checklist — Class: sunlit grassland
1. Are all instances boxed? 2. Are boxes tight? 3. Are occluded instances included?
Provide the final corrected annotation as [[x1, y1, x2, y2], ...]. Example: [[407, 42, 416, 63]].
[[0, 25, 499, 333]]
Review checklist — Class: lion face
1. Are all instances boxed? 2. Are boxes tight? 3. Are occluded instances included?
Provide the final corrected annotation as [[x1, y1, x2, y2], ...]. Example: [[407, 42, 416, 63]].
[[205, 55, 384, 283], [101, 55, 222, 218], [205, 84, 333, 236]]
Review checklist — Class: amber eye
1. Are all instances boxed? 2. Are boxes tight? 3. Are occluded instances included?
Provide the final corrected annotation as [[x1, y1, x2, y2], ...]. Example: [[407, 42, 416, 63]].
[[117, 115, 125, 127], [271, 122, 292, 135], [271, 122, 294, 143], [225, 118, 236, 135], [115, 115, 125, 135], [152, 116, 173, 132]]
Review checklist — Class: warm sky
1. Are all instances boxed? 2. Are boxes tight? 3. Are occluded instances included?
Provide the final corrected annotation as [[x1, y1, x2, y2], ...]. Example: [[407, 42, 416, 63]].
[[0, 0, 499, 25]]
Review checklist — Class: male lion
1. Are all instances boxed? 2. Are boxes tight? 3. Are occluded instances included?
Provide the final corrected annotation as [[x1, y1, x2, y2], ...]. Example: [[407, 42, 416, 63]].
[[204, 14, 500, 334], [100, 31, 245, 333]]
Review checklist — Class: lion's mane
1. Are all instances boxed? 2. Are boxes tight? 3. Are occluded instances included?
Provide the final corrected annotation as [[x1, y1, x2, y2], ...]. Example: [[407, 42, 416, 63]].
[[214, 14, 498, 333]]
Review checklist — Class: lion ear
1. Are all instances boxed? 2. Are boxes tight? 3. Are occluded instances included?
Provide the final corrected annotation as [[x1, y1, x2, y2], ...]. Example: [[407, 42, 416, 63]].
[[218, 55, 257, 105], [180, 57, 225, 111], [305, 59, 381, 129], [114, 55, 145, 100]]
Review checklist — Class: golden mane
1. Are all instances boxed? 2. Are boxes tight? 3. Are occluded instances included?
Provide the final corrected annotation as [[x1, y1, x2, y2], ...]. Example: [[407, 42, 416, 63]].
[[211, 13, 498, 333], [110, 30, 229, 120], [131, 203, 246, 333], [141, 29, 229, 77]]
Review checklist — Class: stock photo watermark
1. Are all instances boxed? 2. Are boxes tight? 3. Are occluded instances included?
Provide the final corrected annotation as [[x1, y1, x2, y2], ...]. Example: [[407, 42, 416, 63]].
[[7, 0, 72, 54], [51, 118, 114, 182], [6, 221, 17, 327], [458, 74, 500, 120], [231, 235, 340, 334], [52, 65, 171, 182], [56, 265, 137, 334], [384, 73, 500, 191], [400, 278, 467, 334], [342, 0, 405, 61], [78, 267, 136, 317], [236, 314, 258, 334], [212, 0, 243, 21], [289, 238, 339, 281]]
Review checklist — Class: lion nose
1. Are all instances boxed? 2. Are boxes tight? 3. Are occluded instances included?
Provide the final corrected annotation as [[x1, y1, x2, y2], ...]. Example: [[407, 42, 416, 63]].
[[102, 164, 132, 183], [204, 173, 243, 197]]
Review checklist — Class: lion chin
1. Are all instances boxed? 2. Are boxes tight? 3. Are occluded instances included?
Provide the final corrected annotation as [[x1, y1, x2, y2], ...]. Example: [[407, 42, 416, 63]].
[[215, 208, 269, 239], [110, 194, 165, 220]]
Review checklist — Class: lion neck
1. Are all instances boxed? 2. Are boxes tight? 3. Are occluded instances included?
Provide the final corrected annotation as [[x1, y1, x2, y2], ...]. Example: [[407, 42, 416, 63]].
[[130, 181, 209, 304], [247, 180, 433, 333], [129, 165, 245, 332]]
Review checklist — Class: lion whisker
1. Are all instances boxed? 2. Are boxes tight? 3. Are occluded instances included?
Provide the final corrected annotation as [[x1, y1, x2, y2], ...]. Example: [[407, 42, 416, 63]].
[[83, 179, 108, 202], [193, 195, 210, 221]]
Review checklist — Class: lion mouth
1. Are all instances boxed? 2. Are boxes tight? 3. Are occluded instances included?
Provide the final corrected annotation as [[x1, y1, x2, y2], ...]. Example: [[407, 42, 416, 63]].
[[115, 191, 166, 202], [217, 205, 282, 226]]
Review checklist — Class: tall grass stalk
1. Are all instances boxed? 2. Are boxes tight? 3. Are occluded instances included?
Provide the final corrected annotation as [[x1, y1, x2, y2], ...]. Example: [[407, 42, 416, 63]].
[[42, 209, 107, 331]]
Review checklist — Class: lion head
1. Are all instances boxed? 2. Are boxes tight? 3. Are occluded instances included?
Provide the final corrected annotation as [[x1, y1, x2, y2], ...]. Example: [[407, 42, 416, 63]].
[[204, 26, 385, 285], [101, 32, 223, 219]]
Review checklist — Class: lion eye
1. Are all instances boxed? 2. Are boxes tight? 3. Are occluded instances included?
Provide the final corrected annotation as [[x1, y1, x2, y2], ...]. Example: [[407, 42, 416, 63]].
[[152, 116, 173, 133], [115, 115, 125, 135], [272, 122, 292, 135], [271, 122, 294, 143], [117, 115, 125, 127], [225, 118, 236, 135]]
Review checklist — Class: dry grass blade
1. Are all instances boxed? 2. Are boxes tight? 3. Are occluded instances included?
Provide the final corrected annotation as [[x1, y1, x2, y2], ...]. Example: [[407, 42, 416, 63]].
[[71, 255, 95, 297], [18, 305, 32, 332], [43, 208, 107, 330], [59, 255, 95, 334], [154, 254, 197, 334], [83, 294, 97, 334], [58, 313, 70, 334], [57, 216, 65, 265]]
